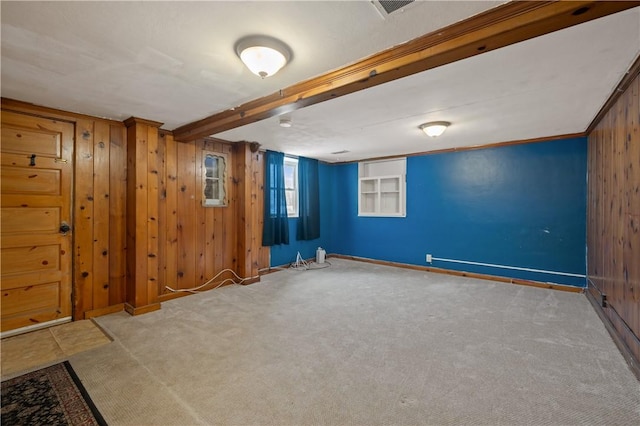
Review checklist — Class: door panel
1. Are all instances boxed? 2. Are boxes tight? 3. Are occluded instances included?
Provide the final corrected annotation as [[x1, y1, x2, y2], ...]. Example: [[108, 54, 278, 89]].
[[1, 111, 73, 333], [1, 162, 61, 195], [1, 126, 61, 157], [1, 207, 60, 233]]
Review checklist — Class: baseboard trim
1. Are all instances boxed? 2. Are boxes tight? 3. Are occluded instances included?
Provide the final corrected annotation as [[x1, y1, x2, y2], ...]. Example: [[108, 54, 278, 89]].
[[330, 254, 583, 293], [124, 302, 161, 316], [84, 304, 125, 319], [585, 283, 640, 381]]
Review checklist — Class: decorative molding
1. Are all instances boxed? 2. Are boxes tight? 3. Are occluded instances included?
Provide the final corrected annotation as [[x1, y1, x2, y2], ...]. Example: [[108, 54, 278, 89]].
[[173, 1, 637, 141], [330, 254, 584, 293], [1, 97, 123, 125], [334, 132, 587, 164]]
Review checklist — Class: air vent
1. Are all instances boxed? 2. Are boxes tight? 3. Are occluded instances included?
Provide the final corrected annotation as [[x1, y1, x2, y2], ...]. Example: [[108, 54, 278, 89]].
[[372, 0, 414, 17], [331, 150, 350, 155]]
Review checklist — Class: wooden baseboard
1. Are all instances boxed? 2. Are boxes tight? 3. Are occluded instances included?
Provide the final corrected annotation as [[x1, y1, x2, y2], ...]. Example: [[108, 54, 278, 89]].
[[241, 277, 260, 285], [585, 283, 640, 381], [124, 302, 161, 316], [329, 254, 583, 293], [83, 304, 125, 319]]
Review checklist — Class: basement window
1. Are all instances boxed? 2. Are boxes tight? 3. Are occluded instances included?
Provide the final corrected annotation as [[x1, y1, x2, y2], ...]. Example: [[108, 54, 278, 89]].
[[202, 151, 228, 207]]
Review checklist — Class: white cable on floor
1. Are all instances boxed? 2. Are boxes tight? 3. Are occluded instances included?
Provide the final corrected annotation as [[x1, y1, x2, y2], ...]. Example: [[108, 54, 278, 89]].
[[164, 268, 259, 294], [289, 252, 331, 271]]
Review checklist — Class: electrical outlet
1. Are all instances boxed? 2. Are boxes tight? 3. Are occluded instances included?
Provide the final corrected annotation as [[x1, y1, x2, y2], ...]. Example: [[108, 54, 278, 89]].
[[426, 254, 432, 263]]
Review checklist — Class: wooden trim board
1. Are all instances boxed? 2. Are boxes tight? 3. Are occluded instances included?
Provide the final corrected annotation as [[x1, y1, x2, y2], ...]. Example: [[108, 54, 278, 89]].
[[330, 254, 584, 293]]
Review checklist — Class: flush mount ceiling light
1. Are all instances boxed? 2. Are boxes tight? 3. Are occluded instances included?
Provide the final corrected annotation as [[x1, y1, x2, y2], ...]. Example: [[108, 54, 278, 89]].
[[419, 121, 451, 138], [236, 36, 292, 78]]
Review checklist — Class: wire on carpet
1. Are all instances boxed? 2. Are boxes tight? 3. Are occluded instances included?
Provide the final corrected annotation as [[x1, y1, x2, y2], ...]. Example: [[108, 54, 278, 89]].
[[165, 268, 259, 294]]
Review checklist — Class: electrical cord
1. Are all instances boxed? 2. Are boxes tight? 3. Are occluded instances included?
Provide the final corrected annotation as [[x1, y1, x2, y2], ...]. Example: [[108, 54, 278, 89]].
[[289, 252, 331, 271], [165, 268, 259, 294]]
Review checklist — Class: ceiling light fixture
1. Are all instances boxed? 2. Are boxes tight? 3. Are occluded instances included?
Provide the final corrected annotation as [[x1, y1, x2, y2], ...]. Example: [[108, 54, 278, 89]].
[[419, 121, 451, 138], [236, 36, 291, 78]]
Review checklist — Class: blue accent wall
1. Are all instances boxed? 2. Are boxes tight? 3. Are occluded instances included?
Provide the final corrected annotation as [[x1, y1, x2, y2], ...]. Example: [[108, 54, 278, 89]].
[[269, 162, 335, 266], [329, 137, 588, 287]]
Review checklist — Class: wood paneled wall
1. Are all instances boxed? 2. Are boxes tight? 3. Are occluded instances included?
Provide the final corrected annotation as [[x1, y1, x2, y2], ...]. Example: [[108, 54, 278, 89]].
[[587, 72, 640, 369], [155, 135, 267, 299], [75, 119, 128, 319], [1, 99, 269, 323]]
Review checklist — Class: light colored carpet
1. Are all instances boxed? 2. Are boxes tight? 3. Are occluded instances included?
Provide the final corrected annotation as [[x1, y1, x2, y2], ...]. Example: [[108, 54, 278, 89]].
[[1, 319, 111, 380], [69, 259, 640, 425]]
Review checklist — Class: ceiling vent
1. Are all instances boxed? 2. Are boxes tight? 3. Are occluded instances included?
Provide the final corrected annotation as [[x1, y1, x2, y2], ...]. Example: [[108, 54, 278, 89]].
[[372, 0, 415, 17]]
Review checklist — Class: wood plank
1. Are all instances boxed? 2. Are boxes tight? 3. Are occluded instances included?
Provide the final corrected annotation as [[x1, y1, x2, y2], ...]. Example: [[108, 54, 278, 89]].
[[157, 132, 167, 295], [194, 141, 206, 284], [146, 125, 160, 304], [109, 124, 127, 305], [173, 1, 637, 141], [74, 119, 95, 319], [222, 143, 237, 272], [176, 141, 196, 289], [92, 121, 110, 310], [164, 134, 178, 294]]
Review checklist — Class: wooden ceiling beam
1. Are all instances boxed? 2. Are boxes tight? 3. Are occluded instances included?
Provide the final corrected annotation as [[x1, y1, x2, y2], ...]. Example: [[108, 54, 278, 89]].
[[173, 1, 639, 142]]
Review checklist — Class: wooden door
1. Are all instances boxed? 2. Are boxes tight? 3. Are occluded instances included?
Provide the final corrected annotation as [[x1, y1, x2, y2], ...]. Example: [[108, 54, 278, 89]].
[[1, 111, 74, 333]]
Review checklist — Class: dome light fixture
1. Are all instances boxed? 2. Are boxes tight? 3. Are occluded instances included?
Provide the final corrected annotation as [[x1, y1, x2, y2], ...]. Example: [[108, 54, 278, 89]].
[[236, 35, 292, 78], [419, 121, 451, 138]]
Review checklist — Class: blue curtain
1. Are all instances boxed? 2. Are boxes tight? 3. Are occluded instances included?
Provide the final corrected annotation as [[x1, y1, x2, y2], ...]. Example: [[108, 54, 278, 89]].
[[262, 150, 289, 246], [297, 156, 320, 240]]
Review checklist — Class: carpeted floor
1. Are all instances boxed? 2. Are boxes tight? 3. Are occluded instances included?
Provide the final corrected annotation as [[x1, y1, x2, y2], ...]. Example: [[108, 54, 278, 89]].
[[69, 259, 640, 425]]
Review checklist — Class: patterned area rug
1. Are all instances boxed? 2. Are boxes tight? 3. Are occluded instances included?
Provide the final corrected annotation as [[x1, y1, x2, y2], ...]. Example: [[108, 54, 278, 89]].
[[1, 361, 106, 426]]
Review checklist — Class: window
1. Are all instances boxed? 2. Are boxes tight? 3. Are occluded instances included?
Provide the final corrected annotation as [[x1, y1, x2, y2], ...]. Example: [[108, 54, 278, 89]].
[[284, 157, 298, 217], [358, 158, 406, 217], [202, 151, 227, 207]]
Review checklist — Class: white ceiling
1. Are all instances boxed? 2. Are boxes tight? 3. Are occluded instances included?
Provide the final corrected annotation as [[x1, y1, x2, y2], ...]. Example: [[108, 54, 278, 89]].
[[2, 1, 639, 163]]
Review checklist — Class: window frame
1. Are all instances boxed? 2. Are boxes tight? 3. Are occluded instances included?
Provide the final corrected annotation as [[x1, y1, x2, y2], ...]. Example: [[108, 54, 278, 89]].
[[202, 151, 228, 207], [284, 156, 299, 218]]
